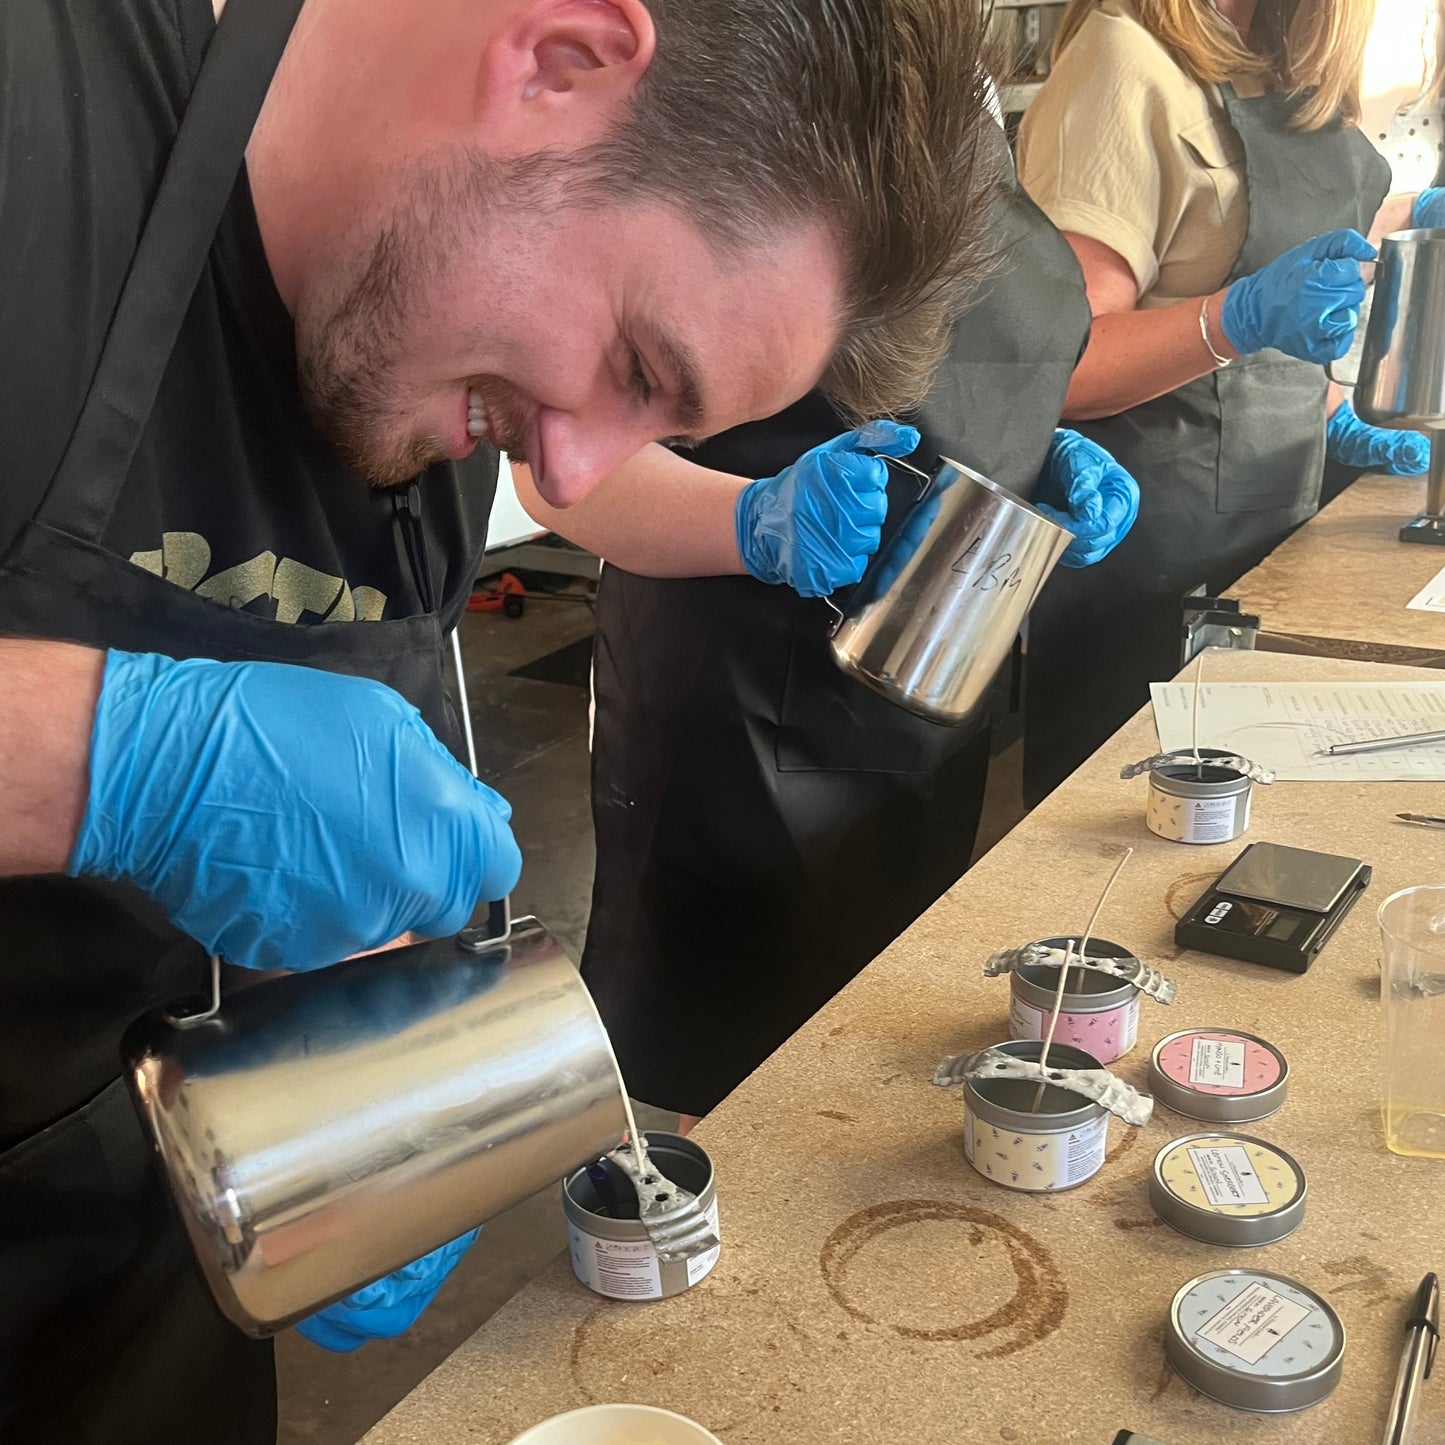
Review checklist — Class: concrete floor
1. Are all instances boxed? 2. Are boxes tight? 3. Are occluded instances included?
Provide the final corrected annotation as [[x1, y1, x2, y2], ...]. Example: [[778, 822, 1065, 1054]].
[[275, 570, 1027, 1445]]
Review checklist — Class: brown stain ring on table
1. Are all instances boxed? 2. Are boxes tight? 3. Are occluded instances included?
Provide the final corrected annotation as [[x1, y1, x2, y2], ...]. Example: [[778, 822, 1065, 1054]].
[[1165, 869, 1220, 920], [1104, 1122, 1139, 1166], [1159, 867, 1222, 959], [818, 1200, 1068, 1358]]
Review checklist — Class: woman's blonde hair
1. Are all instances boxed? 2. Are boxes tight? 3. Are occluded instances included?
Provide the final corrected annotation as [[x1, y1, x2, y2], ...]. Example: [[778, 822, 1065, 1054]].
[[1054, 0, 1375, 130]]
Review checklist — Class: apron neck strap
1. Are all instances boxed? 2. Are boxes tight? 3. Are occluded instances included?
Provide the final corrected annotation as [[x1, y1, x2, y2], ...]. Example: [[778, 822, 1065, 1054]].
[[40, 0, 304, 541]]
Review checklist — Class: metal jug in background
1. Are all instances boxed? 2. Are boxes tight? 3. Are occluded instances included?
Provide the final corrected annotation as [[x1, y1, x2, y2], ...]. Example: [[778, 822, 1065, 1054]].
[[1350, 227, 1445, 543], [829, 457, 1072, 722], [123, 908, 627, 1337]]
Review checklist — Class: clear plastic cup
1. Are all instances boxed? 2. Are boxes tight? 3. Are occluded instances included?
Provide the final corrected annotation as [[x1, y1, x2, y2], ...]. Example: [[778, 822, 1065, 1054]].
[[1380, 885, 1445, 1159]]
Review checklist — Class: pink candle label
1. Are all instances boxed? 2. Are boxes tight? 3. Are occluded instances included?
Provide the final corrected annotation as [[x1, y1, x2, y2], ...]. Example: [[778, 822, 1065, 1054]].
[[1156, 1032, 1282, 1096], [1010, 994, 1139, 1065]]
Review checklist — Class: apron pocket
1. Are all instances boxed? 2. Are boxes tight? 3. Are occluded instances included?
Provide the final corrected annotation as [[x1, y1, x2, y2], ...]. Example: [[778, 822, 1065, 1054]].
[[1214, 357, 1327, 514]]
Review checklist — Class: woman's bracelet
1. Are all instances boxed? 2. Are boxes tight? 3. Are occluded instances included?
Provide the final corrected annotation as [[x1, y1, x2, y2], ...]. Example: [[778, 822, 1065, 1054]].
[[1199, 296, 1233, 369]]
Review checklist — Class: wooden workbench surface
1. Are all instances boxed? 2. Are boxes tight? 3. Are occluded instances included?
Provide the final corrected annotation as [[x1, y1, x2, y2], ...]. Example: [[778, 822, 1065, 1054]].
[[366, 650, 1445, 1445], [1232, 472, 1445, 664]]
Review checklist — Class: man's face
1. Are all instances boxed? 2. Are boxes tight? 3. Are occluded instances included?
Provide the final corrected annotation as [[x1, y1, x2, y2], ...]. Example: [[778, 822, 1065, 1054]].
[[295, 158, 843, 504]]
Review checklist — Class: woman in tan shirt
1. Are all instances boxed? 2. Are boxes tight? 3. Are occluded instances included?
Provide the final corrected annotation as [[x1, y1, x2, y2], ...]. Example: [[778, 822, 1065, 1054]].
[[1017, 0, 1394, 801]]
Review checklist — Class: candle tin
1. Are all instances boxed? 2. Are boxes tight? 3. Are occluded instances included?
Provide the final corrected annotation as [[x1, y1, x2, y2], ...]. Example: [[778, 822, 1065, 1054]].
[[562, 1133, 720, 1301], [1150, 1133, 1307, 1246], [961, 1040, 1110, 1192], [1149, 1028, 1289, 1123], [1167, 1269, 1345, 1412], [1008, 935, 1141, 1064], [1146, 749, 1253, 845]]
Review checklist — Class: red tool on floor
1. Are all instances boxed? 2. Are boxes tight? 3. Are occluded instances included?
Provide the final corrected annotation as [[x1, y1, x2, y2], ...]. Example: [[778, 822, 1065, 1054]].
[[468, 572, 526, 618]]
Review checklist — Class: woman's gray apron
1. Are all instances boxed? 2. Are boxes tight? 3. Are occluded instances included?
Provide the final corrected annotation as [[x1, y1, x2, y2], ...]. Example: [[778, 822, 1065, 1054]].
[[1024, 83, 1391, 804], [582, 129, 1091, 1116], [0, 0, 493, 1437]]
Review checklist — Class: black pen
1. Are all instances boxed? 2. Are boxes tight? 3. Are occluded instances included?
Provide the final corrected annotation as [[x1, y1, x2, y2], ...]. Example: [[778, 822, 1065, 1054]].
[[1383, 1272, 1439, 1445]]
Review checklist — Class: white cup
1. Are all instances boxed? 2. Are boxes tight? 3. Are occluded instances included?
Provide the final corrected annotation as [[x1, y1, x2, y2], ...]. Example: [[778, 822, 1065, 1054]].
[[506, 1404, 723, 1445]]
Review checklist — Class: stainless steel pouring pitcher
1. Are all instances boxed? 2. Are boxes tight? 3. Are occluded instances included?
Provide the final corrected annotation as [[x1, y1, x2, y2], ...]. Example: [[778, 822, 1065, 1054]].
[[829, 457, 1072, 722], [123, 911, 627, 1336], [1351, 227, 1445, 543]]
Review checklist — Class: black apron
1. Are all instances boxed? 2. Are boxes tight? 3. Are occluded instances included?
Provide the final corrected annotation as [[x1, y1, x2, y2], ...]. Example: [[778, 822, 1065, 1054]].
[[582, 130, 1091, 1117], [0, 1, 493, 1438], [1022, 84, 1391, 805]]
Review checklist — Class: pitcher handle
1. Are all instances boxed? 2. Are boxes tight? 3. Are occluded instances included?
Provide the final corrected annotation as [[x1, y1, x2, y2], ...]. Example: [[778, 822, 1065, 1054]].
[[457, 898, 513, 954], [880, 452, 933, 499]]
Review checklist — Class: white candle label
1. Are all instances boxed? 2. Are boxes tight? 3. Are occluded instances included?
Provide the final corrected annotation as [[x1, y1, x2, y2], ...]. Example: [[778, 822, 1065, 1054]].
[[1184, 796, 1236, 843], [1189, 1037, 1246, 1088], [1065, 1114, 1109, 1184], [1187, 1144, 1269, 1207], [1195, 1282, 1310, 1365], [568, 1194, 721, 1301], [568, 1231, 662, 1299]]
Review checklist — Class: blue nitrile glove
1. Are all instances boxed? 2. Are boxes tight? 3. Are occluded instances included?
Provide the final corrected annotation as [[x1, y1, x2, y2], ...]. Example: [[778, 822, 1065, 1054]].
[[1413, 188, 1445, 228], [1326, 397, 1430, 475], [1031, 429, 1141, 568], [1221, 229, 1375, 363], [735, 419, 921, 598], [296, 1228, 480, 1352], [69, 651, 522, 972]]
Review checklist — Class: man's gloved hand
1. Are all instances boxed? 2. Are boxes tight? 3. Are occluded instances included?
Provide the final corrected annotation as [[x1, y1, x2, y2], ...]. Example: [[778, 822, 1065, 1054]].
[[1032, 429, 1141, 568], [1326, 397, 1430, 475], [735, 419, 921, 598], [69, 651, 522, 972], [1413, 188, 1445, 228], [296, 1228, 480, 1353], [1221, 229, 1375, 363]]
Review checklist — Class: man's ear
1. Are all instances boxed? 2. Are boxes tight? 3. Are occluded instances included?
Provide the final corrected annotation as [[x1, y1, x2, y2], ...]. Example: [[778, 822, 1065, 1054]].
[[476, 0, 656, 155]]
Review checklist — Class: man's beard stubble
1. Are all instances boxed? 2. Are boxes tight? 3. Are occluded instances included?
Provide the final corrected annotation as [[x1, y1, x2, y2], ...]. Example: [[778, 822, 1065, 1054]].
[[296, 209, 443, 487], [294, 154, 542, 487]]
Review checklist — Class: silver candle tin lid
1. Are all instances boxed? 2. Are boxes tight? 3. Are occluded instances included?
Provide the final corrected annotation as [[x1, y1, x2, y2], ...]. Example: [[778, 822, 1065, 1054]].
[[562, 1132, 720, 1302], [1148, 1028, 1289, 1123], [1167, 1269, 1345, 1412], [1150, 1133, 1306, 1247], [1012, 935, 1140, 1013]]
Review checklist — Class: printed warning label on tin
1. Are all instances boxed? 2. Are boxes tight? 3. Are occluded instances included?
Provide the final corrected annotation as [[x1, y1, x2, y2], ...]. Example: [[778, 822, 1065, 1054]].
[[1065, 1113, 1109, 1184], [568, 1231, 662, 1300], [1196, 1282, 1310, 1365], [1188, 1144, 1269, 1207], [1185, 796, 1236, 843], [1189, 1037, 1246, 1088]]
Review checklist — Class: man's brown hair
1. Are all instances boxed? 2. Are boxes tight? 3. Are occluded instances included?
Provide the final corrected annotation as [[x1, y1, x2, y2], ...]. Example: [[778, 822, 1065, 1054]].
[[577, 0, 1003, 419]]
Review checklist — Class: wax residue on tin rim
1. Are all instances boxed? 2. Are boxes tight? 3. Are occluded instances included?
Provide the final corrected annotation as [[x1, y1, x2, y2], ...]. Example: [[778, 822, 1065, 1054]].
[[1157, 1031, 1282, 1097], [1157, 1137, 1301, 1216]]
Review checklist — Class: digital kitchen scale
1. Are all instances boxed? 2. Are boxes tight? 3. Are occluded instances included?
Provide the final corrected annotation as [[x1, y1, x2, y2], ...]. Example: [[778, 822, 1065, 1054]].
[[1174, 842, 1371, 974]]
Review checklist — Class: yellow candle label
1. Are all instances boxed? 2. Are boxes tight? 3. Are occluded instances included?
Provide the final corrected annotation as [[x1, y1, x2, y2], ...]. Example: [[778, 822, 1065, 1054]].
[[1158, 1136, 1299, 1216]]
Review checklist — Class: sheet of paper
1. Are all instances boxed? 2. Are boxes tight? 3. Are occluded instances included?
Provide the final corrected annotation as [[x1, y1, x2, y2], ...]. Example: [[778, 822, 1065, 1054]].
[[1406, 563, 1445, 613], [1150, 681, 1445, 780]]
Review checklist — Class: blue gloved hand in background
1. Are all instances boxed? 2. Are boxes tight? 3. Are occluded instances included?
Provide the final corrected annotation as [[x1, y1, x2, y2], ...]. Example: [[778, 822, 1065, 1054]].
[[735, 420, 921, 598], [296, 1228, 481, 1353], [1412, 188, 1445, 228], [1032, 429, 1141, 568], [1326, 397, 1430, 475], [1221, 229, 1375, 363], [70, 651, 522, 972]]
